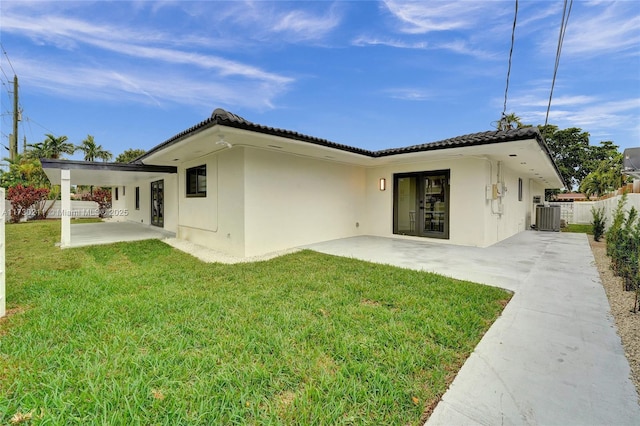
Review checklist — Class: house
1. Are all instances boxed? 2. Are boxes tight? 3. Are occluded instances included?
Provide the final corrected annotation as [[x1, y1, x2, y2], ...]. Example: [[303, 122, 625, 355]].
[[42, 108, 564, 257]]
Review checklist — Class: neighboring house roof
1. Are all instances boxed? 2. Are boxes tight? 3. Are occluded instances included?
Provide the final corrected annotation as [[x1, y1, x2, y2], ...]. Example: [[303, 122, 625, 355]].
[[623, 148, 640, 179], [554, 192, 588, 201]]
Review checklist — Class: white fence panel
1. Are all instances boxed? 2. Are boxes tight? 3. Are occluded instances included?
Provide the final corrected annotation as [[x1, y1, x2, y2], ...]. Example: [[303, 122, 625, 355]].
[[566, 194, 640, 228], [572, 202, 597, 224]]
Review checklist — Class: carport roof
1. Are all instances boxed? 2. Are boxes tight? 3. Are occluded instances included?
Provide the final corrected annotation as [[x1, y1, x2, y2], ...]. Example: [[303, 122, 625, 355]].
[[41, 159, 176, 186]]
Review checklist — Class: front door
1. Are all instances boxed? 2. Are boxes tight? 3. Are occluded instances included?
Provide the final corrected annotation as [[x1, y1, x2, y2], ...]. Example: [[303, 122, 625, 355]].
[[151, 180, 164, 227], [393, 170, 450, 239]]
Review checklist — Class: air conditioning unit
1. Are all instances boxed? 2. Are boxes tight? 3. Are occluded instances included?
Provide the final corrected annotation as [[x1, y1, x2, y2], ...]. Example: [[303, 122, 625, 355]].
[[536, 205, 561, 232]]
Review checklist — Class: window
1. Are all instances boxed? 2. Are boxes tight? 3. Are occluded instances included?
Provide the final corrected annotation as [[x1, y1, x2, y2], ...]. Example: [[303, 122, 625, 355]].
[[123, 186, 125, 196], [186, 165, 207, 197], [115, 187, 119, 201], [518, 178, 523, 201], [135, 187, 140, 210]]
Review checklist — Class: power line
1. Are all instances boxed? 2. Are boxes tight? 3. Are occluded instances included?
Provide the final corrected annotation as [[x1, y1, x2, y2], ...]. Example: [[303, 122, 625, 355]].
[[544, 0, 573, 131], [500, 0, 518, 131], [0, 43, 17, 76]]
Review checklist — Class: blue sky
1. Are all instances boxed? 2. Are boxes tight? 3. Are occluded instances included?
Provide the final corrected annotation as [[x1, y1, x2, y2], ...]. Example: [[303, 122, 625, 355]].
[[1, 0, 638, 162]]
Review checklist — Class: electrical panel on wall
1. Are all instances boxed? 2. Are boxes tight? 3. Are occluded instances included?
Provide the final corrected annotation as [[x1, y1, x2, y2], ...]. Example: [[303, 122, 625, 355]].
[[486, 185, 496, 200]]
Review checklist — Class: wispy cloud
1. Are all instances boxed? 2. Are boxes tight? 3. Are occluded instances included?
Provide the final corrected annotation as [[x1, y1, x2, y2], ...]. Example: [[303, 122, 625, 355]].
[[509, 89, 639, 143], [272, 7, 342, 41], [381, 0, 502, 34], [13, 56, 284, 109], [384, 88, 434, 101], [1, 13, 288, 82], [543, 2, 640, 57], [1, 5, 293, 109], [205, 1, 342, 43], [352, 36, 427, 49]]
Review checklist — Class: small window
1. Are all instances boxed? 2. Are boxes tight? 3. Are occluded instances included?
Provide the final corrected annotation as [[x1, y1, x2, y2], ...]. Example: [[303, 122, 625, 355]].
[[186, 165, 207, 197], [518, 178, 523, 201], [115, 187, 119, 201], [123, 186, 125, 196], [135, 187, 140, 210]]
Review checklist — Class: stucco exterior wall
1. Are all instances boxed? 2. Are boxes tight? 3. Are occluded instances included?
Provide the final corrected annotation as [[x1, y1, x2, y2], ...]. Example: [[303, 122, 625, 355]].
[[243, 147, 366, 257], [365, 157, 489, 247], [480, 162, 546, 246], [364, 157, 543, 248], [112, 175, 178, 233], [177, 148, 246, 257]]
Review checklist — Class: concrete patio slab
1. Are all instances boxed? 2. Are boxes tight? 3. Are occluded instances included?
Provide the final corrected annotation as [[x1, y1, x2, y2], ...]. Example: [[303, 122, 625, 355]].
[[67, 221, 175, 248], [304, 231, 640, 425]]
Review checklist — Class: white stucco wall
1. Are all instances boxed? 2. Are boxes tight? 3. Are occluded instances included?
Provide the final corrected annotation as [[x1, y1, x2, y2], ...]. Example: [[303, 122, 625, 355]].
[[110, 146, 554, 256], [365, 157, 490, 247], [480, 162, 546, 246], [365, 158, 544, 248], [112, 174, 178, 233], [177, 148, 246, 257], [243, 147, 366, 257]]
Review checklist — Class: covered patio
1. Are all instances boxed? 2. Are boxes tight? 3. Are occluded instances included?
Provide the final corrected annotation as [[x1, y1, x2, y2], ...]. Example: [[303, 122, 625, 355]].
[[42, 159, 177, 248], [68, 221, 175, 248]]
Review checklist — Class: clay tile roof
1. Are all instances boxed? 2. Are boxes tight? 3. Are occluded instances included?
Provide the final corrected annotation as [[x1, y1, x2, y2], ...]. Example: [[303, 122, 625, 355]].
[[137, 108, 550, 166], [375, 127, 543, 157]]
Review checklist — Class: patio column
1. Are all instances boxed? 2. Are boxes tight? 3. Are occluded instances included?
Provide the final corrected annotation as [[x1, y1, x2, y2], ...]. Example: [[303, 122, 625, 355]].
[[61, 169, 71, 248]]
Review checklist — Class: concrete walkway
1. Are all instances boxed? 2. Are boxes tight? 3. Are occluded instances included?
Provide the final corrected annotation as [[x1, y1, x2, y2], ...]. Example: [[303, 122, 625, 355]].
[[304, 231, 640, 425], [68, 221, 175, 248]]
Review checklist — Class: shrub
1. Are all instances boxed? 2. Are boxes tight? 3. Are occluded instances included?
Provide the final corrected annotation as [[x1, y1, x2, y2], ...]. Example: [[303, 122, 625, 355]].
[[605, 194, 640, 311], [7, 184, 50, 223], [606, 193, 627, 272], [81, 187, 112, 218], [591, 206, 606, 242]]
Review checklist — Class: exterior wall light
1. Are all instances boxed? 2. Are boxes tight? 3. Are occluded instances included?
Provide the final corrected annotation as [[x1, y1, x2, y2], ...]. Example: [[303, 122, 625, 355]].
[[379, 178, 386, 191]]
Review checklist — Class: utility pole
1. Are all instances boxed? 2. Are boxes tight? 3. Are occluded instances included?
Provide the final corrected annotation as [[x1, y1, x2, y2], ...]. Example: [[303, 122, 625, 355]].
[[10, 75, 18, 161]]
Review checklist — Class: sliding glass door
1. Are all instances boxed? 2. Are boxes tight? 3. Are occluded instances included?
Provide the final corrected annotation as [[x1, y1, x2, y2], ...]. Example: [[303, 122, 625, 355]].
[[393, 170, 450, 239]]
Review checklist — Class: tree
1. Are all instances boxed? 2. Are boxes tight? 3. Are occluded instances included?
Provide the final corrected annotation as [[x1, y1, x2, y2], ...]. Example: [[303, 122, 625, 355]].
[[0, 155, 50, 189], [539, 125, 591, 190], [115, 148, 146, 163], [27, 134, 76, 159], [498, 113, 531, 130], [77, 135, 113, 162], [580, 156, 623, 199]]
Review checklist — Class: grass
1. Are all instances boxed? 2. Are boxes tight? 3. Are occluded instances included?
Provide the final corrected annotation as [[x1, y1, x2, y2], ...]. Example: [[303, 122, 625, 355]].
[[562, 223, 593, 234], [1, 221, 511, 425]]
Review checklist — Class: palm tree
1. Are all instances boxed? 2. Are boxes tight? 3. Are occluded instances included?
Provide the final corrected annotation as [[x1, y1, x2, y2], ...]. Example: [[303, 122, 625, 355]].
[[77, 135, 113, 162], [497, 113, 531, 131], [28, 134, 76, 159]]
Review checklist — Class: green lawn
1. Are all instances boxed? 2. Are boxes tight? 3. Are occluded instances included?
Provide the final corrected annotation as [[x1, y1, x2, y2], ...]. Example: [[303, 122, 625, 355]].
[[1, 221, 511, 425], [562, 223, 593, 234]]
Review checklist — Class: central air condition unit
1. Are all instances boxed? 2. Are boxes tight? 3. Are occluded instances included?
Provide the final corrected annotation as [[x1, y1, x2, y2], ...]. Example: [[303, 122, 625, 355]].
[[536, 205, 561, 232]]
